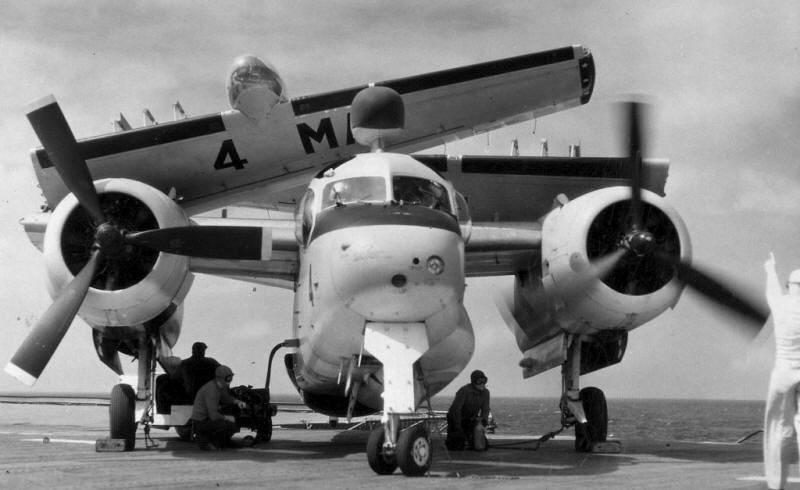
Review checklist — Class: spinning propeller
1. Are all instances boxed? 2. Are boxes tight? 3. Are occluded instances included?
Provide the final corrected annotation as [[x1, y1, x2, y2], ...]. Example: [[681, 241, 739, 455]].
[[498, 101, 768, 338], [6, 96, 269, 385], [611, 101, 768, 333]]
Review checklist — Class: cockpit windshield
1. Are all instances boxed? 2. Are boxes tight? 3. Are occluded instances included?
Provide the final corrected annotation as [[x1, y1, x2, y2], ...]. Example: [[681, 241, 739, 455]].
[[321, 176, 387, 209], [392, 176, 451, 212]]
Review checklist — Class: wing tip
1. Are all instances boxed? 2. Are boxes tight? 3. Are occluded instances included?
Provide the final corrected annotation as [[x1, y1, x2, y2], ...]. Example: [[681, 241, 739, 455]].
[[4, 363, 38, 386], [24, 94, 58, 116]]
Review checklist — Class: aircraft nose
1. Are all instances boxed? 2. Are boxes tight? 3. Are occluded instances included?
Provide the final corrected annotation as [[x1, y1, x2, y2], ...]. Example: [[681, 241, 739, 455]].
[[325, 213, 464, 322]]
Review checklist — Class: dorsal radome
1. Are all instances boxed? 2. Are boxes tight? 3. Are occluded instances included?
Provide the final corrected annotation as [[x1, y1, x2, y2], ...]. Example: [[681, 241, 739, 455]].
[[350, 86, 405, 151]]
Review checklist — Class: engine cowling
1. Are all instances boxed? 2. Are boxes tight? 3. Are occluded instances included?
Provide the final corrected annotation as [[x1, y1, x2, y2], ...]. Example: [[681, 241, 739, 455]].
[[540, 186, 691, 331], [42, 178, 194, 327]]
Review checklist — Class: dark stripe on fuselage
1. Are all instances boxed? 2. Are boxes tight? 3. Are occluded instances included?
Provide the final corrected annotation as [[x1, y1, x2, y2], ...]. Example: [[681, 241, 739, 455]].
[[291, 46, 576, 116], [460, 156, 630, 178], [36, 115, 226, 169], [310, 204, 460, 244]]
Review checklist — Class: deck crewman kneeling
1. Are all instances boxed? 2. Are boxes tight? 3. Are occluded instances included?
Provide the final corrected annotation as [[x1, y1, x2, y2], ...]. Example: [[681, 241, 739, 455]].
[[446, 369, 491, 451], [191, 365, 247, 450]]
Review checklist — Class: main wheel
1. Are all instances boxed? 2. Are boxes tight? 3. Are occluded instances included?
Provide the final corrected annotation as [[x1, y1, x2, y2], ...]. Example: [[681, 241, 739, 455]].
[[366, 427, 397, 475], [110, 383, 137, 451], [575, 386, 608, 452], [257, 416, 273, 442], [396, 424, 432, 476]]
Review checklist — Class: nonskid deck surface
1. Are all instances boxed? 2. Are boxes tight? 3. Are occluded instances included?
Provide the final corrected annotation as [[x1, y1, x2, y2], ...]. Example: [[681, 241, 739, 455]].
[[0, 403, 777, 489]]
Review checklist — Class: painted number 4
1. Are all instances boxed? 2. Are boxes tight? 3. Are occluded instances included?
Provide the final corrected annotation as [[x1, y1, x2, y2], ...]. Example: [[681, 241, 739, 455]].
[[214, 139, 248, 170]]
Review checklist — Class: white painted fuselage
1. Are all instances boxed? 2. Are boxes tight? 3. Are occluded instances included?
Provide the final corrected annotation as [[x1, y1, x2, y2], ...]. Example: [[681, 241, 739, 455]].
[[289, 153, 475, 415]]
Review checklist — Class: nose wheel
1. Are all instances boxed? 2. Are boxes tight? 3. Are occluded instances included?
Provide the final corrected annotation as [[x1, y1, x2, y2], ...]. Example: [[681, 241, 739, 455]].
[[366, 423, 432, 476], [367, 426, 398, 474], [396, 424, 432, 476]]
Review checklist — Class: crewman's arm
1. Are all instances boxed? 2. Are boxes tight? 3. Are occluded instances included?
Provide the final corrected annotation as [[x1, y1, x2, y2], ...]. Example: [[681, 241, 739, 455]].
[[480, 391, 491, 426], [765, 252, 784, 309]]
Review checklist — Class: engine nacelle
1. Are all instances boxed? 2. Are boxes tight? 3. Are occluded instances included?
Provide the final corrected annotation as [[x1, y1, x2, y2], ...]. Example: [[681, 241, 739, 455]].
[[541, 186, 691, 332], [43, 178, 194, 327], [227, 54, 287, 118]]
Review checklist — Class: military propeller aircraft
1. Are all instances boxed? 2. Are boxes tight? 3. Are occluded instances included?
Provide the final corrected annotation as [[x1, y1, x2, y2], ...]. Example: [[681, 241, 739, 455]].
[[6, 45, 767, 476]]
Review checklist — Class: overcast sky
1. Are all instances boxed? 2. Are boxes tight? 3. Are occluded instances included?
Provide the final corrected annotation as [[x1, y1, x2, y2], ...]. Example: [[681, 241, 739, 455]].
[[0, 1, 798, 402]]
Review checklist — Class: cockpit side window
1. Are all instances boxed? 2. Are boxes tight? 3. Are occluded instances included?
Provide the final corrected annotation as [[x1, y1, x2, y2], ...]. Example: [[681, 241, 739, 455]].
[[321, 176, 386, 209], [294, 188, 316, 245], [392, 176, 452, 213], [454, 191, 472, 241]]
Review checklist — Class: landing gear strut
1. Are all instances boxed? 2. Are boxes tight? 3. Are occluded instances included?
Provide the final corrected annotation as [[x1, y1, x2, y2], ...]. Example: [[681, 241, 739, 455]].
[[108, 334, 157, 451], [560, 335, 614, 453], [363, 322, 432, 476]]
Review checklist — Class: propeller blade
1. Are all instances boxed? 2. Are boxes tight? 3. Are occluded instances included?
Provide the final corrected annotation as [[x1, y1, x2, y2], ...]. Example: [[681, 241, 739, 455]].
[[4, 250, 103, 385], [624, 101, 644, 230], [124, 226, 272, 260], [655, 253, 769, 335], [26, 95, 105, 225]]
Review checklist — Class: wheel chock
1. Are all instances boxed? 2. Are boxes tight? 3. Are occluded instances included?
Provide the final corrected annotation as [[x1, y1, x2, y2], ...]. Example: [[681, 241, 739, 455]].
[[95, 438, 127, 452], [590, 440, 621, 453]]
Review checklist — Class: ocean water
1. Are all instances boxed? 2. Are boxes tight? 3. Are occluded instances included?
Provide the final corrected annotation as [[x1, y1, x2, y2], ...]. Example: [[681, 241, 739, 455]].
[[429, 397, 765, 443], [1, 394, 765, 444]]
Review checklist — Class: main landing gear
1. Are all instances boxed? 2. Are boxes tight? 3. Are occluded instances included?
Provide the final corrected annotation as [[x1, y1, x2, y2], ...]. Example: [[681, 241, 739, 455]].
[[109, 383, 137, 450], [559, 335, 618, 453], [107, 334, 157, 451], [106, 337, 294, 451], [363, 322, 432, 476]]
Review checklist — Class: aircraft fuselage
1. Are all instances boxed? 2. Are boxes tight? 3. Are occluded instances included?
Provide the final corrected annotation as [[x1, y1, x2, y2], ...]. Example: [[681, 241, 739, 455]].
[[288, 153, 475, 416]]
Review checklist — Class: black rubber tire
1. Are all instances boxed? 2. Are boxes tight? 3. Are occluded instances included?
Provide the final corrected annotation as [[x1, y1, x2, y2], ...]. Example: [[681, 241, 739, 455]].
[[575, 386, 608, 452], [366, 427, 397, 475], [175, 426, 192, 441], [110, 384, 137, 451], [257, 416, 273, 442], [396, 424, 432, 477]]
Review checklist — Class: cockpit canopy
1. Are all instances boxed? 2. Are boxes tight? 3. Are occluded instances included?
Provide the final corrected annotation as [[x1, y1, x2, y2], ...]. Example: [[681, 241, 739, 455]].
[[227, 55, 286, 118], [295, 164, 471, 245], [319, 175, 451, 212]]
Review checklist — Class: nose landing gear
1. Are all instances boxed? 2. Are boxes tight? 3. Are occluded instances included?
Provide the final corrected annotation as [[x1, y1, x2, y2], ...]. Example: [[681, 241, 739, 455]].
[[363, 322, 432, 476], [367, 420, 433, 476]]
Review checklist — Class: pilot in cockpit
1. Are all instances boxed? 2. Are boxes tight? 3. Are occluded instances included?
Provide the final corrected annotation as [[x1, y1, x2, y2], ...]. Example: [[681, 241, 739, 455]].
[[328, 181, 351, 206], [393, 176, 448, 211]]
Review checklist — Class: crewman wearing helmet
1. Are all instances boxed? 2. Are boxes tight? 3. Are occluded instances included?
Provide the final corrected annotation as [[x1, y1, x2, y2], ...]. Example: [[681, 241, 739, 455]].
[[446, 369, 491, 451], [191, 364, 247, 450], [763, 252, 800, 490]]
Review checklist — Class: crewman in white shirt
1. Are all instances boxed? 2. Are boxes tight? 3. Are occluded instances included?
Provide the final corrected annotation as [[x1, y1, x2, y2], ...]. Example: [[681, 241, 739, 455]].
[[763, 252, 800, 490]]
